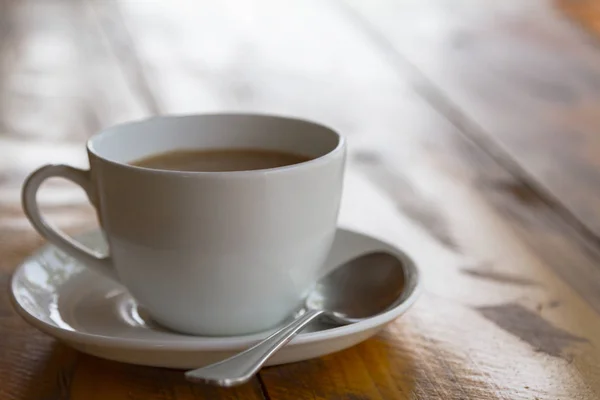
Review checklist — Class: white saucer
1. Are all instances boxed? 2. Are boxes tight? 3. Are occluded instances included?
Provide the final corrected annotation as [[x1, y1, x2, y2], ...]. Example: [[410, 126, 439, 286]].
[[10, 227, 420, 369]]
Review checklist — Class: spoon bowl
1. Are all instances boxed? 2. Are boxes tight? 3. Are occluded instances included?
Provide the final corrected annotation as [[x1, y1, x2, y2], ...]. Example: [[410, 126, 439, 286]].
[[307, 252, 405, 324]]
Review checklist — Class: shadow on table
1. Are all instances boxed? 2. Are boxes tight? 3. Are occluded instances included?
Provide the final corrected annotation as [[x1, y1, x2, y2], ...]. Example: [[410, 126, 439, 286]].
[[19, 341, 263, 399], [17, 341, 78, 400]]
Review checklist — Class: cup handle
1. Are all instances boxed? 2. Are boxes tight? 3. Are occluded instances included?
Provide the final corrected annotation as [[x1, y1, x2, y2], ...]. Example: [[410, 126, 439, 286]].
[[22, 164, 118, 282]]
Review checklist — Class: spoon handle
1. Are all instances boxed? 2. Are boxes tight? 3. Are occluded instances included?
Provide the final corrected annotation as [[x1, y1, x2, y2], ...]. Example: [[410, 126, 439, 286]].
[[185, 309, 323, 387]]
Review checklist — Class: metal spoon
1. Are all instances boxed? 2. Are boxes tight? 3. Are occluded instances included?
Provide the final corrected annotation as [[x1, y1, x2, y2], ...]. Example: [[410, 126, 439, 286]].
[[185, 251, 406, 387]]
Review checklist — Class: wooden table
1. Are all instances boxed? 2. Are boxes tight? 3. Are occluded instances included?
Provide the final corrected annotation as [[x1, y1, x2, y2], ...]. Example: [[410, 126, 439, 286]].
[[2, 0, 600, 398]]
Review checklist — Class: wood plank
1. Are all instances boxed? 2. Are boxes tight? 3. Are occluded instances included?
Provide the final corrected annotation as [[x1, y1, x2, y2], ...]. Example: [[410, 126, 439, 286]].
[[343, 0, 600, 245], [0, 1, 265, 399], [96, 0, 600, 398]]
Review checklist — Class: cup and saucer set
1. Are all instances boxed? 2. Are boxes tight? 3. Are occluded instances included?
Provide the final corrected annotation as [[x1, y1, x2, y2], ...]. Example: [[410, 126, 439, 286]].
[[11, 114, 421, 376]]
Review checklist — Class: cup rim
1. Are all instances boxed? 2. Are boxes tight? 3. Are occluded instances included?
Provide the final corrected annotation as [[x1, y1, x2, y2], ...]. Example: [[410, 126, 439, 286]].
[[86, 113, 345, 176]]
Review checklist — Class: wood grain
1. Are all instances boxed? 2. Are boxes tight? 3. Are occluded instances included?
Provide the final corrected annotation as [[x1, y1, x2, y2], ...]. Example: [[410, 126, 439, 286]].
[[70, 356, 265, 400], [3, 0, 600, 398]]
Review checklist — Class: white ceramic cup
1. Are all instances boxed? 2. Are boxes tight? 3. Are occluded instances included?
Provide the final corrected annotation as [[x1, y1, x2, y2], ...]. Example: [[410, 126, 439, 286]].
[[22, 114, 346, 336]]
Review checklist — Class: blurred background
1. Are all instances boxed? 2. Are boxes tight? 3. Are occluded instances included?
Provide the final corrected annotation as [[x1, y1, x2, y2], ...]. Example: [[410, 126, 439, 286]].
[[2, 0, 600, 238]]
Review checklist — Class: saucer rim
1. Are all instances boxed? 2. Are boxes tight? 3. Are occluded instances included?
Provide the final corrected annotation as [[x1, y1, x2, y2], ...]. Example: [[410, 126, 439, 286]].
[[10, 227, 422, 351]]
